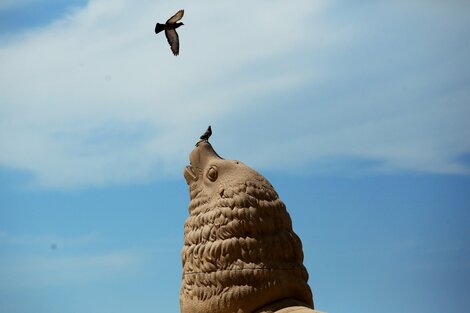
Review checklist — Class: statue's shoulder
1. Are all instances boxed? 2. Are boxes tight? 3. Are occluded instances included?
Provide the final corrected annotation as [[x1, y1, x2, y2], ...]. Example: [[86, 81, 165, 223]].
[[254, 299, 325, 313], [260, 308, 325, 313]]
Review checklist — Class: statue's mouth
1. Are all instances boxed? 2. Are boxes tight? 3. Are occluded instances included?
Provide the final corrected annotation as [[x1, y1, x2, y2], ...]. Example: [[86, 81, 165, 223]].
[[184, 165, 198, 183], [184, 140, 222, 184]]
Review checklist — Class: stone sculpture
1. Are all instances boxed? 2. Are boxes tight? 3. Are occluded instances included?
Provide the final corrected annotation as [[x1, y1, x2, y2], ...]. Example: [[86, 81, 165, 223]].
[[181, 130, 323, 313]]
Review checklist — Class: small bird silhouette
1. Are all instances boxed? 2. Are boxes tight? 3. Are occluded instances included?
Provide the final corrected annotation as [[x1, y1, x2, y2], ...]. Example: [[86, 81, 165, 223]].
[[155, 10, 184, 56], [200, 126, 212, 141]]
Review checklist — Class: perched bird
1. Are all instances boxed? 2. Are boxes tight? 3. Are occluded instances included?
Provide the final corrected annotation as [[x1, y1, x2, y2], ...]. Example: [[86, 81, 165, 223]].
[[155, 9, 184, 56], [200, 126, 212, 141]]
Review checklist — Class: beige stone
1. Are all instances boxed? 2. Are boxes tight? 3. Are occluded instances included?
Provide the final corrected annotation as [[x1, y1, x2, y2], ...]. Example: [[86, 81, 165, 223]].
[[181, 140, 323, 313]]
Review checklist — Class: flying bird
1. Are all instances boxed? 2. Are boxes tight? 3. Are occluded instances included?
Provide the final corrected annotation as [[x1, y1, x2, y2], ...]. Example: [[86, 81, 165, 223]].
[[155, 9, 184, 56], [200, 126, 212, 141]]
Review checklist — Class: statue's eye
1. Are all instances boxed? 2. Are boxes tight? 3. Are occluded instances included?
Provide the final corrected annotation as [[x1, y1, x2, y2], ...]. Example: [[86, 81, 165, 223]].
[[206, 166, 218, 182]]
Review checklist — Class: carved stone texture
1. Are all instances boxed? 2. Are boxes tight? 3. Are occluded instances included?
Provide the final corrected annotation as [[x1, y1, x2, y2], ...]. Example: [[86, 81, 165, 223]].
[[181, 141, 322, 313]]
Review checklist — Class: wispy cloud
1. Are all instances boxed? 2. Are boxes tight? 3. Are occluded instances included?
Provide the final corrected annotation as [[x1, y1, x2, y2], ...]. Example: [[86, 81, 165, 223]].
[[0, 0, 42, 11], [0, 230, 100, 247], [0, 250, 147, 290], [0, 231, 147, 290], [0, 0, 469, 188]]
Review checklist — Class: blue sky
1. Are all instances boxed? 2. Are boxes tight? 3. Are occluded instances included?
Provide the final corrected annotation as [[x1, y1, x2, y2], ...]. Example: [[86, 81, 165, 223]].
[[0, 0, 469, 312]]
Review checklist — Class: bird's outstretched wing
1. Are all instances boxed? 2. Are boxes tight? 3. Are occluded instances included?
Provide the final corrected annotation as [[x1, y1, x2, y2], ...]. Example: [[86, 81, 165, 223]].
[[166, 9, 184, 24], [165, 29, 180, 55]]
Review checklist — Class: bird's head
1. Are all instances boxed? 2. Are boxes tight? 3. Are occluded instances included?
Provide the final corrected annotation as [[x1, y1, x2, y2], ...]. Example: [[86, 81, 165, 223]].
[[175, 22, 184, 28]]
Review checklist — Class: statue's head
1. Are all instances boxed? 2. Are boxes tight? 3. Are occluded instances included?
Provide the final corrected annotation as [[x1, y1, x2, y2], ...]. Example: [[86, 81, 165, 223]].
[[181, 140, 313, 313]]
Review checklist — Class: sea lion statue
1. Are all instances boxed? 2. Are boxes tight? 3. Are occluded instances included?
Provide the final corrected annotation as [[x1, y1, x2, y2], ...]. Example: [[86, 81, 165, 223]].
[[181, 129, 323, 313]]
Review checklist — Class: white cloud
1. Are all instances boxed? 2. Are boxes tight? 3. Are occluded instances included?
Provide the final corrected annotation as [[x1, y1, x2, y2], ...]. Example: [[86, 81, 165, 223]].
[[0, 0, 469, 188]]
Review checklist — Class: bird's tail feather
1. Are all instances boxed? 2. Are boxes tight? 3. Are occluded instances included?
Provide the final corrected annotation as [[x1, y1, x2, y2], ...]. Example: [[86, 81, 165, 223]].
[[155, 23, 165, 34]]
